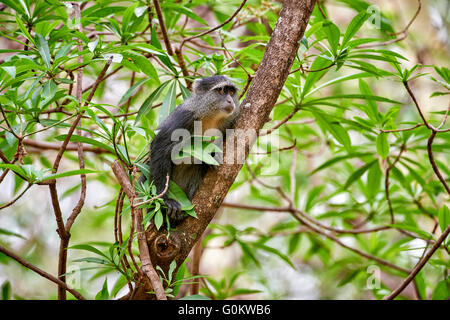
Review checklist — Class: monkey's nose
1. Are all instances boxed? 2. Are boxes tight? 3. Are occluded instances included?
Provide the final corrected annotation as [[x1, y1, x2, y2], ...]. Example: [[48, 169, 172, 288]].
[[224, 104, 234, 113]]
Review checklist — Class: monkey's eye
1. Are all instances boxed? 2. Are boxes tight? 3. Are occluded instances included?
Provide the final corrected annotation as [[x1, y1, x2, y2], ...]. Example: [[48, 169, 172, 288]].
[[229, 90, 235, 96], [218, 88, 225, 95]]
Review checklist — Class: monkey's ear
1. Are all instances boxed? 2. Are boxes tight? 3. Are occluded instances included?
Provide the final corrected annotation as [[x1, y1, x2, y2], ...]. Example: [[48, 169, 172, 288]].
[[193, 79, 203, 94]]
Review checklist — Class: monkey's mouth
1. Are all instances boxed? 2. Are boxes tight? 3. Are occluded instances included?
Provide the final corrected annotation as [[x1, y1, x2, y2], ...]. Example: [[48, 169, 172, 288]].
[[224, 104, 235, 114]]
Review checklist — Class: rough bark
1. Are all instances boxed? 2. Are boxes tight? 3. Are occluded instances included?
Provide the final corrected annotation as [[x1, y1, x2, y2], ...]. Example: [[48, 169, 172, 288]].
[[130, 0, 316, 299]]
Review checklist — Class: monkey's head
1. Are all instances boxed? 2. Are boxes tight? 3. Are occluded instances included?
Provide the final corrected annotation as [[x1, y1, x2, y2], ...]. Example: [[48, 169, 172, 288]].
[[192, 75, 240, 120]]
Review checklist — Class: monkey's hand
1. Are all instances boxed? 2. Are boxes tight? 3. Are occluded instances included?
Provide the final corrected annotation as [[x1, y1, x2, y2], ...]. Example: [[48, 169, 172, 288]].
[[165, 198, 185, 224]]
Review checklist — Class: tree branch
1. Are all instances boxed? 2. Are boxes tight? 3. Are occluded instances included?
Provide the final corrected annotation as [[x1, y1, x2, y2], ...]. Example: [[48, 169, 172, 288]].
[[111, 160, 168, 300], [131, 0, 317, 300]]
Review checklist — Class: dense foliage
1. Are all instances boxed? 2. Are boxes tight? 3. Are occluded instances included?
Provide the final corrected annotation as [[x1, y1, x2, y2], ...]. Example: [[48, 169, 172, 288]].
[[0, 0, 448, 300]]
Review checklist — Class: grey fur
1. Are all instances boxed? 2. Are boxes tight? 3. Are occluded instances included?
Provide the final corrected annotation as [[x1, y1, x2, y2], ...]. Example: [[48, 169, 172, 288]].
[[144, 76, 240, 224]]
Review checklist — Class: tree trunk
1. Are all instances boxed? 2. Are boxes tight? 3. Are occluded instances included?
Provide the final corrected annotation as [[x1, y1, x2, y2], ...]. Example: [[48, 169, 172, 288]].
[[130, 0, 316, 300]]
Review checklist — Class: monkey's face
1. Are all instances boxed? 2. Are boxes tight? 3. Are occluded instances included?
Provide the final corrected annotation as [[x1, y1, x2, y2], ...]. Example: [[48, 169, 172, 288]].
[[192, 76, 240, 120], [214, 85, 238, 115]]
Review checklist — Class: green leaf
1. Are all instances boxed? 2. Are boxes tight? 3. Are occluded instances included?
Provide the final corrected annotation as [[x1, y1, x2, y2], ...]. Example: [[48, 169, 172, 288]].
[[253, 242, 295, 269], [305, 185, 325, 211], [1, 281, 11, 300], [338, 269, 361, 287], [129, 53, 158, 81], [302, 55, 332, 98], [135, 42, 176, 73], [111, 275, 128, 298], [230, 288, 261, 297], [175, 138, 221, 166], [40, 169, 99, 182], [95, 278, 109, 300], [432, 279, 450, 300], [305, 21, 323, 38], [154, 210, 163, 230], [238, 241, 261, 268], [341, 12, 369, 49], [386, 224, 433, 240], [54, 134, 115, 153], [414, 271, 427, 300], [344, 160, 377, 189], [121, 3, 139, 34], [366, 162, 382, 199], [118, 78, 151, 105], [135, 81, 170, 124], [55, 43, 73, 60], [86, 6, 126, 18], [15, 15, 34, 45], [438, 205, 449, 233], [305, 94, 401, 106], [0, 228, 26, 240], [321, 20, 340, 55], [161, 3, 208, 26], [376, 133, 389, 159], [349, 53, 399, 64], [168, 181, 196, 218], [314, 112, 351, 151], [35, 34, 51, 68], [178, 81, 191, 99], [358, 79, 380, 123], [311, 152, 372, 174], [168, 260, 177, 283], [306, 72, 373, 97], [42, 80, 57, 100], [69, 244, 109, 259], [2, 66, 16, 79], [158, 81, 177, 125], [0, 164, 27, 178], [434, 66, 450, 84]]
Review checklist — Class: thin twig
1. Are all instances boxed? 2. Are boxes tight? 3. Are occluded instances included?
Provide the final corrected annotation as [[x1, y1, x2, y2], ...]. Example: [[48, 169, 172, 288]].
[[427, 131, 450, 194], [381, 124, 423, 132], [222, 202, 407, 273], [436, 105, 450, 131], [384, 225, 450, 300], [403, 81, 432, 129], [251, 139, 297, 155], [385, 144, 406, 224], [259, 107, 300, 136], [402, 81, 450, 195], [0, 183, 32, 211], [114, 189, 134, 294], [52, 59, 113, 173], [0, 104, 21, 140], [174, 47, 192, 91], [180, 0, 247, 49], [358, 0, 422, 49], [316, 1, 327, 19], [0, 245, 85, 300], [0, 148, 10, 163], [289, 148, 298, 200], [289, 62, 335, 75], [22, 139, 111, 154], [153, 0, 173, 56]]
